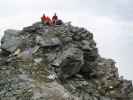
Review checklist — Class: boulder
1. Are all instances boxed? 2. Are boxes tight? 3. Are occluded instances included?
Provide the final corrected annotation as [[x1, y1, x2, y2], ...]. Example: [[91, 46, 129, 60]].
[[1, 29, 22, 53], [52, 46, 84, 79]]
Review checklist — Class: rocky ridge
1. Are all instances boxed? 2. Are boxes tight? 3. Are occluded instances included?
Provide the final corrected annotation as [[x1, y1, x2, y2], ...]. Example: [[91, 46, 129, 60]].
[[0, 21, 133, 100]]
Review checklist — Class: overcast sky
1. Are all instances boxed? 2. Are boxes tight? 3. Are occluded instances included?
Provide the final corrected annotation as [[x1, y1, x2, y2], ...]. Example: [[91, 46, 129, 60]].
[[0, 0, 133, 81]]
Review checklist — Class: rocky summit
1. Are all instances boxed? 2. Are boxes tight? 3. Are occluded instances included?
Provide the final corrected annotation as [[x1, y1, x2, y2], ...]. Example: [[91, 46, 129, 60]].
[[0, 21, 133, 100]]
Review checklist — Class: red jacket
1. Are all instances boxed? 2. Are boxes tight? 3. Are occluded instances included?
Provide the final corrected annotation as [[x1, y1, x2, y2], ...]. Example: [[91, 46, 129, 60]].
[[46, 16, 52, 25], [46, 16, 51, 21]]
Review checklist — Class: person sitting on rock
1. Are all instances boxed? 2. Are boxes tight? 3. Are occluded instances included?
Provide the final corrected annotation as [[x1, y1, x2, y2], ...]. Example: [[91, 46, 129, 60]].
[[41, 13, 47, 24], [41, 14, 52, 25], [52, 13, 58, 25], [45, 16, 52, 25]]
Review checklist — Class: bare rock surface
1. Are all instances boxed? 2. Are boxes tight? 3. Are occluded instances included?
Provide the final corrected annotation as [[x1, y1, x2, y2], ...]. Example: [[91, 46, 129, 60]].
[[0, 21, 133, 100]]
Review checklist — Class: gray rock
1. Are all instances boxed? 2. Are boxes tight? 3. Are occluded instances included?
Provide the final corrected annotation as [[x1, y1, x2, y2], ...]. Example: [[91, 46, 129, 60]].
[[34, 58, 43, 64], [23, 26, 36, 33], [52, 46, 84, 79], [36, 35, 62, 47], [100, 96, 112, 100], [32, 22, 44, 29], [1, 29, 22, 53], [0, 21, 133, 100]]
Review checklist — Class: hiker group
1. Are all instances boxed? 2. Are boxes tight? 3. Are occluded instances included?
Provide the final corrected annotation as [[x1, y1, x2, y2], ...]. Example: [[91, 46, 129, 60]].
[[41, 13, 62, 26]]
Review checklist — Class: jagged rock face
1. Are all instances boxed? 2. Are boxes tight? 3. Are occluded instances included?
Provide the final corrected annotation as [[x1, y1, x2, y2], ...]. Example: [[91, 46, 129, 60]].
[[0, 22, 133, 100], [1, 22, 98, 79]]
